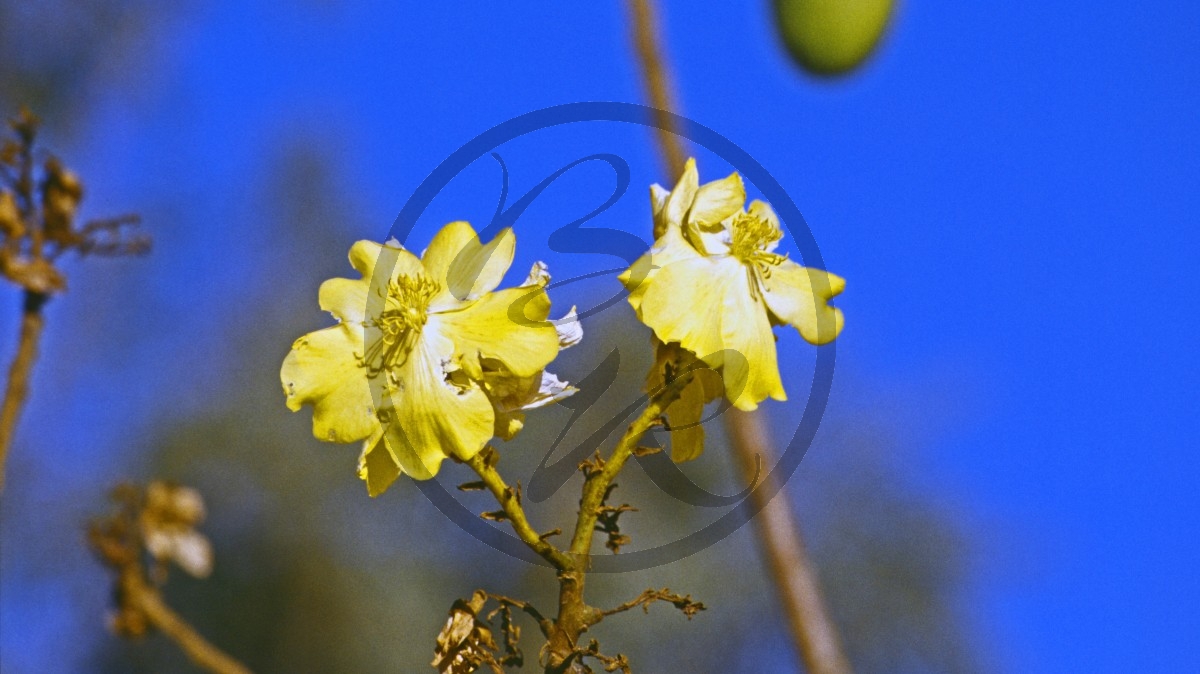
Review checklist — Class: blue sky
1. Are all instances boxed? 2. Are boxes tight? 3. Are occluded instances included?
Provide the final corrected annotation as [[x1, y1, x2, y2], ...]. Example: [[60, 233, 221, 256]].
[[3, 1, 1199, 672]]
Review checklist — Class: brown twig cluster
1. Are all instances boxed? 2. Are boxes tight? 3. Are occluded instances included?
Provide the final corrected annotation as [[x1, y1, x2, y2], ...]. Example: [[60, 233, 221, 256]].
[[88, 481, 251, 674], [432, 590, 540, 674], [0, 107, 150, 488]]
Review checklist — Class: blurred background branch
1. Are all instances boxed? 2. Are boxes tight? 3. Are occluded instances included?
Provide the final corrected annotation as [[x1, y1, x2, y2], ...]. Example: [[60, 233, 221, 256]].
[[0, 291, 44, 489], [0, 106, 148, 487], [89, 481, 251, 674]]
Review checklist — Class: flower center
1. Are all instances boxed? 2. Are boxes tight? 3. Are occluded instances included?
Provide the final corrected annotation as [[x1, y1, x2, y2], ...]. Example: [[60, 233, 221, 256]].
[[360, 274, 441, 376], [729, 212, 785, 265]]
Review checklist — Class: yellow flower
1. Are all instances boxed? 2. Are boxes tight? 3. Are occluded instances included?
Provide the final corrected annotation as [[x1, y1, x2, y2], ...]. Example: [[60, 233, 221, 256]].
[[620, 159, 844, 455], [282, 222, 577, 496]]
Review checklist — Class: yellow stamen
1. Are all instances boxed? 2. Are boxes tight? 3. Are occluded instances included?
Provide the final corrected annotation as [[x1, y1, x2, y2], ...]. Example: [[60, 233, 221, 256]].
[[730, 212, 786, 269], [360, 274, 441, 375]]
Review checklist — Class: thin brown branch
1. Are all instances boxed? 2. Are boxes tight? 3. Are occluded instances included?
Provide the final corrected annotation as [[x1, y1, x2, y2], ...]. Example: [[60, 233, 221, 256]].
[[728, 410, 852, 674], [622, 3, 854, 672], [121, 569, 252, 674], [600, 588, 705, 620], [482, 591, 554, 639], [568, 373, 691, 557], [464, 448, 576, 571], [90, 482, 251, 674], [626, 0, 686, 218], [0, 291, 46, 489]]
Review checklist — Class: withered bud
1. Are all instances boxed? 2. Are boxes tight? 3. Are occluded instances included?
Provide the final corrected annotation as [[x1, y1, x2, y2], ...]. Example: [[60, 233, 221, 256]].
[[144, 481, 206, 526], [0, 252, 66, 294], [42, 157, 84, 244], [139, 481, 213, 578], [0, 191, 22, 239], [0, 140, 18, 167], [433, 591, 501, 674], [10, 107, 39, 144]]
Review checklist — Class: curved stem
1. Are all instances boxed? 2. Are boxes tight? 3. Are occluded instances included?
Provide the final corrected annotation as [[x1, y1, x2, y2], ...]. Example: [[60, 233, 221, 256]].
[[464, 449, 575, 571], [121, 569, 252, 674], [0, 291, 46, 489]]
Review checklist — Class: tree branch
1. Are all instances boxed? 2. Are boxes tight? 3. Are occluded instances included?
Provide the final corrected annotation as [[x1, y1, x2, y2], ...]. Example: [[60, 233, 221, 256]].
[[569, 372, 691, 558], [0, 290, 45, 488], [626, 0, 686, 208], [464, 448, 576, 571], [120, 569, 252, 674], [600, 588, 705, 620], [728, 410, 853, 674]]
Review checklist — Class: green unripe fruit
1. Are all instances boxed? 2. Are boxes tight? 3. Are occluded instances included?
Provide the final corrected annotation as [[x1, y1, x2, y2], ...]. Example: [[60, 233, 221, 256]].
[[773, 0, 895, 76]]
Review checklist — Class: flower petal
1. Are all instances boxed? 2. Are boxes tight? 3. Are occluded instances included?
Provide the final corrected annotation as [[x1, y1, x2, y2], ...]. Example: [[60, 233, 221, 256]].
[[719, 267, 786, 410], [280, 325, 378, 443], [650, 183, 671, 234], [760, 260, 846, 345], [640, 256, 784, 410], [318, 277, 370, 325], [493, 411, 525, 441], [515, 371, 576, 411], [619, 224, 703, 315], [432, 285, 560, 379], [348, 240, 425, 283], [663, 367, 723, 462], [484, 370, 576, 441], [689, 171, 745, 229], [555, 306, 584, 349], [638, 255, 738, 364], [523, 260, 550, 288], [358, 430, 401, 497], [663, 158, 699, 231], [650, 183, 670, 219], [378, 332, 496, 479], [681, 169, 743, 256], [422, 221, 516, 307], [169, 531, 214, 579]]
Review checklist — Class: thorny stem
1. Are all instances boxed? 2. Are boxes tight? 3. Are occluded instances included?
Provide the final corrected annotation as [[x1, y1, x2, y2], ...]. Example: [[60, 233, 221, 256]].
[[623, 2, 854, 672], [550, 373, 692, 673], [119, 567, 252, 674], [626, 0, 686, 212], [0, 291, 45, 489], [466, 374, 693, 673], [464, 450, 575, 571], [569, 373, 692, 558]]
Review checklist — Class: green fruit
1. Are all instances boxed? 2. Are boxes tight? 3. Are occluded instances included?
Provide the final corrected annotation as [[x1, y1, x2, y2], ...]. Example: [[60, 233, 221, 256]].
[[773, 0, 895, 76]]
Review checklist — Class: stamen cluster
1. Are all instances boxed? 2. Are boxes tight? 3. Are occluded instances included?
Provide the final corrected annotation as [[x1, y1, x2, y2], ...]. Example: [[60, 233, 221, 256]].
[[361, 274, 441, 375]]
